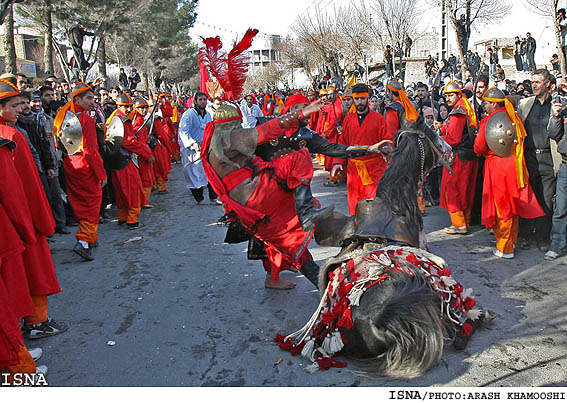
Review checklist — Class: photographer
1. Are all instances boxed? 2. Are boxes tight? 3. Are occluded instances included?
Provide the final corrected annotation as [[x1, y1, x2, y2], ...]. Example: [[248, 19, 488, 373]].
[[545, 81, 567, 260]]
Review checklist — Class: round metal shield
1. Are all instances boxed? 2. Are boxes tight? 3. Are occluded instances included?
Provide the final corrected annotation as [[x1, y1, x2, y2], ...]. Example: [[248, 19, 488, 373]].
[[485, 110, 516, 158], [60, 111, 83, 155], [105, 115, 125, 154]]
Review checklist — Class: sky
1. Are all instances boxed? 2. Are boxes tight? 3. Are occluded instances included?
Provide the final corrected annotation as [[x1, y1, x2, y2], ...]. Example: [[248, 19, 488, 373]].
[[189, 0, 552, 48]]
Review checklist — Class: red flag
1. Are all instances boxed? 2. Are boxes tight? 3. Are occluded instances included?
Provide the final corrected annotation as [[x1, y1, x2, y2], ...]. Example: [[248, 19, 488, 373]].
[[200, 60, 211, 97]]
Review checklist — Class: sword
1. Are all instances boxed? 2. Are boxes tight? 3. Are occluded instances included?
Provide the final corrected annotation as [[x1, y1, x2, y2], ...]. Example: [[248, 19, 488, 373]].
[[134, 101, 159, 138], [183, 157, 201, 167]]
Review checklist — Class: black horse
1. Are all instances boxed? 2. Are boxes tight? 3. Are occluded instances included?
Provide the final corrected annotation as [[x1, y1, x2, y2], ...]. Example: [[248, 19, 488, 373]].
[[277, 129, 489, 379], [315, 128, 451, 250]]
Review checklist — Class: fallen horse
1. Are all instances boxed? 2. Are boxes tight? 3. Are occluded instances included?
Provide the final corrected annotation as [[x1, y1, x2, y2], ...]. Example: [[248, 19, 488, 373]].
[[276, 129, 492, 378]]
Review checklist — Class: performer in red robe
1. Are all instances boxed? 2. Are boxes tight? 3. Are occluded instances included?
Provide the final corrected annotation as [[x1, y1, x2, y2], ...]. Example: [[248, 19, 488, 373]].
[[0, 133, 35, 320], [202, 102, 328, 290], [474, 87, 544, 258], [161, 95, 181, 162], [152, 107, 173, 194], [384, 79, 420, 138], [333, 84, 392, 215], [132, 98, 156, 206], [435, 81, 479, 234], [0, 134, 37, 376], [54, 82, 107, 261], [306, 90, 320, 130], [0, 79, 67, 338], [320, 88, 344, 186], [110, 93, 151, 229]]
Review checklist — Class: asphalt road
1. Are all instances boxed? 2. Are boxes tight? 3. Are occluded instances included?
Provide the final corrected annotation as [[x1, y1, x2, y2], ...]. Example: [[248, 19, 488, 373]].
[[34, 162, 567, 387]]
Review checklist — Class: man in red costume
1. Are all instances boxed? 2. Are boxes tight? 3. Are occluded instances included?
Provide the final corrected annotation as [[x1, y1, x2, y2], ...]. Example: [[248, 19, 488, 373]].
[[0, 80, 67, 338], [54, 82, 107, 261], [151, 99, 173, 194], [132, 97, 156, 207], [202, 101, 330, 290], [160, 94, 181, 162], [0, 134, 41, 377], [320, 87, 344, 186], [384, 79, 421, 138], [108, 92, 153, 229], [434, 81, 479, 234], [306, 90, 320, 130], [331, 83, 391, 215], [474, 87, 544, 258]]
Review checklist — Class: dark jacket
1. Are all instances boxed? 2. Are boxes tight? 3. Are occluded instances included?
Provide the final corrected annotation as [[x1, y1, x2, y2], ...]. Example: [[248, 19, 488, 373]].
[[526, 37, 537, 53], [17, 112, 56, 172]]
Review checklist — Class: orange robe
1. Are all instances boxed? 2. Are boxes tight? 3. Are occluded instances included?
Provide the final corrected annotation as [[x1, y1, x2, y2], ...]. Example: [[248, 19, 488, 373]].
[[336, 110, 391, 215]]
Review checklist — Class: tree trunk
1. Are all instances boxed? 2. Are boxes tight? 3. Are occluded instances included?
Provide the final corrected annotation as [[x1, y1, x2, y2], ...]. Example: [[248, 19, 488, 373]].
[[143, 72, 148, 93], [43, 0, 54, 76], [552, 1, 567, 81], [97, 36, 107, 87], [3, 4, 16, 74]]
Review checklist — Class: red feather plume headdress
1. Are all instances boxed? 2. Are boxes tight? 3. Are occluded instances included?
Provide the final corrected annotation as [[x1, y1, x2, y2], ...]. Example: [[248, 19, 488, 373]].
[[199, 28, 259, 101]]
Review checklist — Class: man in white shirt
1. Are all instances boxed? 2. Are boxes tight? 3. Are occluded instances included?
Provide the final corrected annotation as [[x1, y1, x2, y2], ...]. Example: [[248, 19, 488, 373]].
[[240, 94, 263, 128]]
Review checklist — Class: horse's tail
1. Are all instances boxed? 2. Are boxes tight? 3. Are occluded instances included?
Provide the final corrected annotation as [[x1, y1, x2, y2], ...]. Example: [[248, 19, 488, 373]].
[[348, 272, 447, 379]]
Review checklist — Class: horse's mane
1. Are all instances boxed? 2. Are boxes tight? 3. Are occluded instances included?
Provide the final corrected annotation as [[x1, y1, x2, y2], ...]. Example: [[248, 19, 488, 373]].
[[348, 268, 448, 379], [376, 129, 425, 230]]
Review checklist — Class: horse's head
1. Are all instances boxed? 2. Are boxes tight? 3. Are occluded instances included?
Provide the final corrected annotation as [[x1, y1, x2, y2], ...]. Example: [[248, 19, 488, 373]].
[[392, 127, 454, 178]]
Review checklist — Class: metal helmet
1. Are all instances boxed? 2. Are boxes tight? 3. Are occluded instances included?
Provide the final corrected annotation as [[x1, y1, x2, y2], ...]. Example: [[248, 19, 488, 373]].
[[134, 97, 148, 108], [116, 92, 133, 106], [485, 110, 516, 158], [59, 111, 83, 155], [442, 81, 461, 94], [213, 103, 240, 121], [387, 79, 404, 92], [482, 87, 505, 101]]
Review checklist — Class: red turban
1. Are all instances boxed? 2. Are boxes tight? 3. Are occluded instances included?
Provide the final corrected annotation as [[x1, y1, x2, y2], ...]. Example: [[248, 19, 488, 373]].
[[283, 94, 309, 113]]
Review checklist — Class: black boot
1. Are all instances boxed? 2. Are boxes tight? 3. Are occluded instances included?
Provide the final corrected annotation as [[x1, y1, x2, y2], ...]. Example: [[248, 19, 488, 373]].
[[300, 259, 320, 289], [293, 185, 334, 232], [73, 241, 93, 261]]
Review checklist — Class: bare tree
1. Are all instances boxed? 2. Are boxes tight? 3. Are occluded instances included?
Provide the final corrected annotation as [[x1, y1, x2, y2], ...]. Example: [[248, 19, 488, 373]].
[[524, 0, 567, 80], [277, 36, 322, 89], [244, 62, 286, 93], [293, 5, 345, 88], [368, 0, 422, 79], [427, 0, 511, 77]]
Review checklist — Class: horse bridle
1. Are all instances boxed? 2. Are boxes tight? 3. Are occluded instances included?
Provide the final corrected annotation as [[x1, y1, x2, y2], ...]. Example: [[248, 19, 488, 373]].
[[395, 130, 455, 176]]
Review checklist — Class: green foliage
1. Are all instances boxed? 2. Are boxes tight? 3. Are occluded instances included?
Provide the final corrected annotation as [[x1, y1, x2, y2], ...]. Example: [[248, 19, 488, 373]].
[[17, 0, 199, 85]]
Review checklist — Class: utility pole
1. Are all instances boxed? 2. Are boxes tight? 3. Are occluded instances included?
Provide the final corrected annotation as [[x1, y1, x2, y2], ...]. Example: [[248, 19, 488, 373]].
[[440, 0, 448, 61]]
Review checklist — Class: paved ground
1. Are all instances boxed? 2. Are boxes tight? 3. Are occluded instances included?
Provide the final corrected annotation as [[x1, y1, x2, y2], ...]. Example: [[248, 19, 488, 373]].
[[34, 163, 567, 386]]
